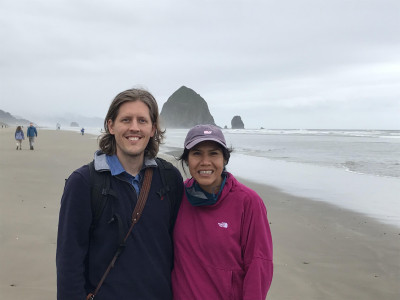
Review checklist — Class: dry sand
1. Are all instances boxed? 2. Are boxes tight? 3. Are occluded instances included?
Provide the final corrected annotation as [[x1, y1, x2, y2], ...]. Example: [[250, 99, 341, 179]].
[[0, 127, 399, 299]]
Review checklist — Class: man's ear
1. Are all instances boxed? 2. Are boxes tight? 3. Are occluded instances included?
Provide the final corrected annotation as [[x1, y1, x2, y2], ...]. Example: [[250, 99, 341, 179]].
[[107, 119, 114, 134]]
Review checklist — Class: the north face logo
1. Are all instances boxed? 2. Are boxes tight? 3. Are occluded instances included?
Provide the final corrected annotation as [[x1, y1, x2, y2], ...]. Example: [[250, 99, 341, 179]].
[[218, 222, 228, 228]]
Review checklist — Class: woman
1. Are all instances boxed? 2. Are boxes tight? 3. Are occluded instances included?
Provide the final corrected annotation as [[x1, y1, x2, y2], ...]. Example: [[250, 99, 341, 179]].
[[15, 126, 24, 150], [172, 124, 273, 300]]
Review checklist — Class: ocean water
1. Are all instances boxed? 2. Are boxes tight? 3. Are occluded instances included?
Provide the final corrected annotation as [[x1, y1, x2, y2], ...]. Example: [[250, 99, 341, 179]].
[[53, 127, 400, 228], [161, 129, 400, 228]]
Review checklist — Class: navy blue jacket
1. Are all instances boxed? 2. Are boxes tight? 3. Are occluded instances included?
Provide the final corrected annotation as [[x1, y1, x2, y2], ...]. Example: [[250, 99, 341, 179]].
[[27, 126, 37, 137], [56, 153, 183, 300]]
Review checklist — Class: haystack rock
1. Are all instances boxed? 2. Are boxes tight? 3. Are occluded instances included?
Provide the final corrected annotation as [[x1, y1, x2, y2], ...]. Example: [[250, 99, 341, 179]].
[[231, 115, 244, 129], [160, 86, 216, 128]]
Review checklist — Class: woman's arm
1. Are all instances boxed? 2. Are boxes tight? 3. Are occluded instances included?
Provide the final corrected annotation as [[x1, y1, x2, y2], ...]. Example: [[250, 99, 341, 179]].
[[241, 191, 273, 300]]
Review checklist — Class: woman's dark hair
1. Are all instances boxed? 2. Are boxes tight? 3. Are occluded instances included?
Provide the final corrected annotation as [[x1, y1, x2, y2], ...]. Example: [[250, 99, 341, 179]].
[[98, 88, 165, 158], [15, 126, 22, 132]]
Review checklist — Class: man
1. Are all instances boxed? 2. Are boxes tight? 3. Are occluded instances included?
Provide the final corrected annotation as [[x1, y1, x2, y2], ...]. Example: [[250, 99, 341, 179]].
[[26, 122, 37, 150], [56, 89, 183, 300]]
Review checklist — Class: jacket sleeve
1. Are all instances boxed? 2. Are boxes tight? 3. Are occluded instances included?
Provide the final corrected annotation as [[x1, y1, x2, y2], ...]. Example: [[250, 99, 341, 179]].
[[241, 190, 273, 300], [170, 167, 184, 231], [56, 168, 92, 300]]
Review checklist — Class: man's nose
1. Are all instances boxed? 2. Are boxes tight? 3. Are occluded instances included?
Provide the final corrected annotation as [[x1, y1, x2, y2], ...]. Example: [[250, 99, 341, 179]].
[[129, 119, 140, 131]]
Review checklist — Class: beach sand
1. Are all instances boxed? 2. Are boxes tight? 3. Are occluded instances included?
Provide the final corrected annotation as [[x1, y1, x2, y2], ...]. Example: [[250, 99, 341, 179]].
[[0, 127, 399, 299]]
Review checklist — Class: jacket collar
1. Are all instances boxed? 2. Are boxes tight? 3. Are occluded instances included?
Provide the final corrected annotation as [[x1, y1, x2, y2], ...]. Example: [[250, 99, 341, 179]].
[[93, 150, 157, 172]]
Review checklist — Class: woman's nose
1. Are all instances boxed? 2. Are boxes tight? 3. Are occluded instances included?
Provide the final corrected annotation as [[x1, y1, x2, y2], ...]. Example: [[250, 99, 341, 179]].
[[200, 155, 211, 165]]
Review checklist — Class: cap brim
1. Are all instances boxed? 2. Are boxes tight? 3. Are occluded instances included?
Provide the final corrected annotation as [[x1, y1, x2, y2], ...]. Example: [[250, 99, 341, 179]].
[[185, 137, 227, 150]]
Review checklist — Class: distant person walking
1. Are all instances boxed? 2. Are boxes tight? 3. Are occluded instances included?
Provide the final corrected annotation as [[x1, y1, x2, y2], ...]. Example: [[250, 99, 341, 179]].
[[80, 127, 85, 135], [27, 122, 38, 150], [15, 126, 25, 150]]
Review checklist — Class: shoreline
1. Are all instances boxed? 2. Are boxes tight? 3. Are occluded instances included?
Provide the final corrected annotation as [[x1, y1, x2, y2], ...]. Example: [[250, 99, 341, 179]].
[[0, 127, 399, 299]]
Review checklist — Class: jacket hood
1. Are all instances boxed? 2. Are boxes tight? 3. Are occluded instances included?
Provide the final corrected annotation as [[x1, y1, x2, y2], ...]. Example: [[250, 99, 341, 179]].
[[184, 173, 235, 208], [94, 150, 110, 172], [93, 150, 158, 172]]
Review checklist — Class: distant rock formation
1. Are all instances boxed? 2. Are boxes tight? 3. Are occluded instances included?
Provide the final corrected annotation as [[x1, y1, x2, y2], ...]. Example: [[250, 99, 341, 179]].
[[0, 109, 31, 126], [160, 86, 216, 128], [70, 122, 79, 127], [231, 116, 244, 129]]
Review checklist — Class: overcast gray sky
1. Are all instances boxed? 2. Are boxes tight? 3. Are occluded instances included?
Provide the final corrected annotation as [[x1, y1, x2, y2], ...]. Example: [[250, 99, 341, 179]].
[[1, 0, 399, 129]]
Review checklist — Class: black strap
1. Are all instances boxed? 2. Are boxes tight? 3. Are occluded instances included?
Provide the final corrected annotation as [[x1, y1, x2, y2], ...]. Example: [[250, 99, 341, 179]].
[[87, 167, 154, 300], [155, 157, 181, 231], [155, 157, 174, 198], [88, 161, 117, 231]]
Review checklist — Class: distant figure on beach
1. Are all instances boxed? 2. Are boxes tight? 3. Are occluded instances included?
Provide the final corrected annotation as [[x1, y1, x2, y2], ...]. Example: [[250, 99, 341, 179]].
[[26, 122, 37, 150], [56, 88, 183, 300], [80, 127, 85, 135], [14, 126, 24, 150], [171, 124, 273, 300]]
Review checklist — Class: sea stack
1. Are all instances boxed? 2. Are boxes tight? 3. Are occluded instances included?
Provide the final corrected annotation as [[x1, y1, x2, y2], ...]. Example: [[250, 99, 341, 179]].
[[231, 115, 244, 129], [160, 86, 216, 128]]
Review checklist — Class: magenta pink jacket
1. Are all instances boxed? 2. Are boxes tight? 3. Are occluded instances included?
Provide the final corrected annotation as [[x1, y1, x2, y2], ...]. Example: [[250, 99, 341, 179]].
[[172, 173, 273, 300]]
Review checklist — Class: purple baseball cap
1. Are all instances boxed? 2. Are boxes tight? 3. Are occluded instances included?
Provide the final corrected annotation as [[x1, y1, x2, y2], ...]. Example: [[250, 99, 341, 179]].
[[184, 124, 227, 149]]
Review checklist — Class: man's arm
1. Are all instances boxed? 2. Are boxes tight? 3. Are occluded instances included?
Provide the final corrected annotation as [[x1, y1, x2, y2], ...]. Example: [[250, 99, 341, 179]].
[[56, 168, 92, 300]]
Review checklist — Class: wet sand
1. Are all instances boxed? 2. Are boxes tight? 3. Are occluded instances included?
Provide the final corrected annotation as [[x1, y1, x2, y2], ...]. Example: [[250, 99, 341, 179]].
[[0, 127, 399, 299]]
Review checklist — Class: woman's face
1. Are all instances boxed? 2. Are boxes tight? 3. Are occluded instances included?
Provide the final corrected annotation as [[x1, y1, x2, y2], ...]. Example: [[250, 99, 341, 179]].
[[187, 141, 226, 194]]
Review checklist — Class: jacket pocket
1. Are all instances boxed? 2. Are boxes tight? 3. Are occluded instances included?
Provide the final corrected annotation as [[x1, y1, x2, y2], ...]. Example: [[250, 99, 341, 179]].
[[201, 264, 236, 300]]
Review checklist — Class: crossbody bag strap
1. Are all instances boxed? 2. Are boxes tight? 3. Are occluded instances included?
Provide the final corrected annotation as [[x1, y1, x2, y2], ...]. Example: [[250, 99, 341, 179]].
[[87, 167, 154, 300]]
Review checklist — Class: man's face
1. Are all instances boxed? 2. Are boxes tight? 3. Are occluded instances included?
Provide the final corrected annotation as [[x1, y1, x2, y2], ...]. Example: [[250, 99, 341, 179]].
[[107, 100, 155, 162]]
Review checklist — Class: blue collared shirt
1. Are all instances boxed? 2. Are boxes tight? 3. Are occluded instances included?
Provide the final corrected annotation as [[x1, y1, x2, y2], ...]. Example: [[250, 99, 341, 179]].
[[106, 155, 142, 195]]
